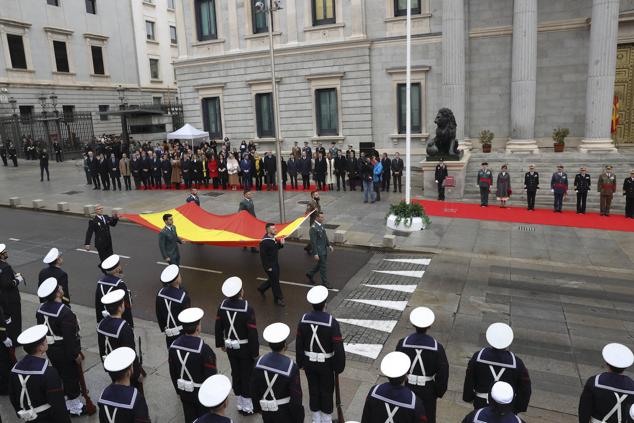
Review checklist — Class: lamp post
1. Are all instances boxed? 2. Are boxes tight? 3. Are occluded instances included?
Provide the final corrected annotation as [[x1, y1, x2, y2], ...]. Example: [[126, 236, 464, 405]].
[[405, 0, 412, 204], [117, 85, 130, 143], [256, 0, 285, 222]]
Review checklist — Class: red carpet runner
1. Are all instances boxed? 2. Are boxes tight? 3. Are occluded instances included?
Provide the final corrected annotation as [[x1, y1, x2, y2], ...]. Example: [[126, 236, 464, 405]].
[[413, 199, 634, 232]]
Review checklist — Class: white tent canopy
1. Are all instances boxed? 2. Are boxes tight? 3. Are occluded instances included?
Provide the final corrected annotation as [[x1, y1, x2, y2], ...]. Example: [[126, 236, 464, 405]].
[[167, 124, 209, 141]]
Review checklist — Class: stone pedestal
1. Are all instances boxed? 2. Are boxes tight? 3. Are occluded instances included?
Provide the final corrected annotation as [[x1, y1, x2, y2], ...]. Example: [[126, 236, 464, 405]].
[[505, 139, 540, 154], [421, 150, 470, 200]]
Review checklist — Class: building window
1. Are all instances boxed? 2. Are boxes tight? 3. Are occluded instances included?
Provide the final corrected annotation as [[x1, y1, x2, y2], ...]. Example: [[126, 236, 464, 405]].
[[397, 83, 422, 134], [170, 25, 178, 44], [99, 105, 109, 121], [85, 0, 96, 14], [91, 45, 105, 75], [47, 0, 59, 6], [252, 0, 268, 33], [167, 0, 175, 9], [149, 58, 160, 79], [255, 93, 275, 138], [195, 0, 217, 41], [202, 97, 223, 139], [19, 106, 34, 120], [312, 0, 335, 26], [153, 96, 162, 105], [53, 40, 70, 72], [63, 105, 75, 121], [394, 0, 420, 16], [7, 34, 27, 70], [315, 88, 338, 136], [146, 21, 155, 40]]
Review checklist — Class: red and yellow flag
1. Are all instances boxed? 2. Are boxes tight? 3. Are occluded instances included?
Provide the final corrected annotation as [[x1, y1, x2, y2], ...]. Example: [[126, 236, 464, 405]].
[[612, 94, 620, 134]]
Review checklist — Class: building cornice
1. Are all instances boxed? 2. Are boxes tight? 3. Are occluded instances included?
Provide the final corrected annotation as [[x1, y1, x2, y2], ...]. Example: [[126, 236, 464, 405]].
[[469, 18, 590, 39], [305, 72, 345, 81], [83, 33, 109, 41], [194, 83, 226, 90], [247, 78, 282, 85], [386, 66, 431, 74], [0, 18, 31, 29], [43, 26, 74, 36]]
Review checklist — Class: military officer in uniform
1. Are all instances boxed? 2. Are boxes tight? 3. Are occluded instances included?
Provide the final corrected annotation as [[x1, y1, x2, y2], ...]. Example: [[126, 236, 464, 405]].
[[36, 278, 85, 416], [0, 243, 23, 348], [258, 223, 285, 307], [598, 165, 617, 216], [396, 307, 449, 423], [84, 205, 119, 261], [523, 164, 539, 211], [9, 325, 71, 422], [95, 254, 134, 327], [550, 164, 569, 213], [579, 343, 634, 423], [250, 323, 304, 423], [477, 163, 493, 207], [361, 351, 427, 423], [306, 212, 334, 289], [215, 277, 259, 416], [196, 374, 233, 423], [169, 307, 217, 423], [99, 347, 151, 423], [574, 167, 592, 214], [463, 323, 531, 414], [156, 264, 191, 347], [624, 170, 634, 218], [38, 248, 70, 305], [0, 305, 12, 395], [159, 213, 185, 266], [296, 286, 345, 423], [462, 382, 526, 423]]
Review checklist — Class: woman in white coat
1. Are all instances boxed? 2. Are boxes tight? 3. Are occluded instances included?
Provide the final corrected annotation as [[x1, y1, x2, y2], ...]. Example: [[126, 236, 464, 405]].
[[325, 151, 336, 191]]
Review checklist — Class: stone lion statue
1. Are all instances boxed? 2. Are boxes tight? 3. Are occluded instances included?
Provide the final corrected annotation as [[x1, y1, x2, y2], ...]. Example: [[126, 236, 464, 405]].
[[426, 107, 460, 159]]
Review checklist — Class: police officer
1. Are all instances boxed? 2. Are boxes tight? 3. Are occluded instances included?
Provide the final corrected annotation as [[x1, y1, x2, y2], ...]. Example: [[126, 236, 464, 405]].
[[215, 277, 259, 416], [95, 254, 134, 327], [196, 374, 233, 423], [462, 381, 526, 423], [38, 247, 70, 305], [258, 222, 285, 307], [156, 264, 191, 347], [361, 351, 427, 423], [99, 347, 151, 423], [84, 205, 119, 261], [477, 162, 493, 207], [250, 323, 304, 423], [523, 164, 539, 211], [574, 167, 592, 214], [463, 323, 531, 414], [624, 170, 634, 219], [550, 164, 568, 213], [36, 278, 84, 416], [396, 307, 449, 423], [579, 343, 634, 423], [169, 307, 217, 423], [0, 304, 13, 395], [0, 243, 23, 345], [9, 325, 71, 422], [296, 286, 345, 423]]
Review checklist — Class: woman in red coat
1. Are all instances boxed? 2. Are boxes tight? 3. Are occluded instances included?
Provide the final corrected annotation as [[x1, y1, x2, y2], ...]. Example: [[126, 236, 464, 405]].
[[207, 154, 219, 189]]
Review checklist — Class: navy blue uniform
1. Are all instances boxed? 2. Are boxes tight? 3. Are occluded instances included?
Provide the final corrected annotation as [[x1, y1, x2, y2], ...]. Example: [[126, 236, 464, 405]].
[[0, 306, 11, 395], [38, 265, 70, 305], [97, 316, 142, 388], [578, 372, 634, 423], [0, 258, 21, 341], [574, 173, 592, 213], [523, 172, 539, 210], [361, 382, 427, 423], [462, 406, 526, 423], [155, 286, 191, 347], [550, 172, 569, 212], [98, 384, 150, 423], [194, 413, 233, 423], [84, 214, 119, 261], [95, 275, 134, 327]]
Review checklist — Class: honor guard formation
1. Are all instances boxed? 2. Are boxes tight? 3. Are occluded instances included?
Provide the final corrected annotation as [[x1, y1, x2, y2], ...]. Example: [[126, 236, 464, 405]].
[[3, 241, 634, 423]]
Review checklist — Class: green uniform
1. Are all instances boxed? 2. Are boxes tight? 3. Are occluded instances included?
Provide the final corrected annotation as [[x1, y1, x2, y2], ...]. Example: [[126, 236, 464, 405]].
[[158, 225, 182, 265], [307, 222, 330, 287], [239, 198, 255, 216]]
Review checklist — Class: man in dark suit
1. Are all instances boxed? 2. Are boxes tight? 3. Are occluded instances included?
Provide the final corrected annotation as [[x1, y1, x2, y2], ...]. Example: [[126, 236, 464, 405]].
[[314, 152, 326, 190], [159, 214, 185, 266], [141, 151, 152, 189], [152, 153, 162, 189], [53, 141, 63, 162], [39, 148, 50, 182], [108, 153, 121, 191], [161, 154, 172, 189], [89, 151, 101, 189], [263, 152, 277, 191], [84, 204, 119, 261], [258, 223, 285, 307], [381, 153, 392, 192], [99, 154, 110, 190], [624, 170, 634, 218], [391, 153, 404, 193], [434, 159, 448, 201], [299, 152, 312, 190]]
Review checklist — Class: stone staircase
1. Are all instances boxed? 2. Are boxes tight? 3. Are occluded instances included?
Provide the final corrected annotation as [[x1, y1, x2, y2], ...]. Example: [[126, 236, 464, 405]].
[[462, 152, 634, 212]]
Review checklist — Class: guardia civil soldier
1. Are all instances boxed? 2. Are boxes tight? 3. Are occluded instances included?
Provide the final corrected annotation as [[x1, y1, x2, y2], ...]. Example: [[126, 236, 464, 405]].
[[156, 264, 191, 347], [477, 162, 493, 207], [550, 164, 568, 213], [9, 325, 71, 423], [462, 382, 526, 423], [38, 248, 70, 305], [361, 351, 427, 423], [598, 165, 617, 216], [159, 214, 185, 266], [0, 305, 13, 395], [84, 205, 119, 261], [624, 170, 634, 218], [215, 277, 259, 415], [306, 212, 334, 289], [99, 347, 151, 423], [296, 286, 345, 423], [196, 374, 233, 423], [523, 164, 539, 211], [574, 167, 592, 214], [579, 343, 634, 423], [36, 278, 85, 416], [169, 308, 217, 423], [396, 307, 449, 423], [463, 323, 531, 414], [250, 323, 304, 423], [0, 243, 23, 346], [95, 254, 134, 327]]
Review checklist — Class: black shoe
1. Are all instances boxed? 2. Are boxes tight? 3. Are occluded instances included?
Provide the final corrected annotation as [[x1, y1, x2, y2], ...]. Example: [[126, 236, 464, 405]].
[[257, 287, 266, 299], [306, 273, 315, 285], [251, 247, 258, 253], [274, 299, 286, 307]]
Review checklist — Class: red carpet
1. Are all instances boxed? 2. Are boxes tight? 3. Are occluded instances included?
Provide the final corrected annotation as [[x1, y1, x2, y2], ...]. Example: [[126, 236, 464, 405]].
[[414, 199, 634, 232], [132, 184, 328, 192]]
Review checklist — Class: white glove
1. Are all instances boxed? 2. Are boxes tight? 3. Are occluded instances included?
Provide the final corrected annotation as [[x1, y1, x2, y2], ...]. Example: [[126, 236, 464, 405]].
[[551, 189, 554, 193], [435, 180, 438, 183], [14, 273, 24, 286], [3, 338, 12, 348]]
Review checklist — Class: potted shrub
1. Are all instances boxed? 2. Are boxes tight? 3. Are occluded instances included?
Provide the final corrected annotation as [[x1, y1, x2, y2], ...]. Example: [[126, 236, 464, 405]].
[[386, 201, 431, 232], [553, 127, 569, 153], [479, 129, 494, 153]]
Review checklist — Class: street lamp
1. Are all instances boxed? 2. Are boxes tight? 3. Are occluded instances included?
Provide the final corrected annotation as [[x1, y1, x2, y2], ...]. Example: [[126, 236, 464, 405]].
[[117, 85, 128, 108], [255, 0, 286, 222], [49, 93, 58, 113], [38, 94, 48, 113], [8, 97, 17, 115]]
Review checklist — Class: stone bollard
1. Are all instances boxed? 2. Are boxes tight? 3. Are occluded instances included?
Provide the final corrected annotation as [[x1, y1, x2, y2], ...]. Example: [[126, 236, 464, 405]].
[[383, 234, 396, 249], [9, 197, 21, 208], [83, 205, 94, 216], [334, 230, 346, 244], [32, 199, 44, 210], [57, 202, 69, 212]]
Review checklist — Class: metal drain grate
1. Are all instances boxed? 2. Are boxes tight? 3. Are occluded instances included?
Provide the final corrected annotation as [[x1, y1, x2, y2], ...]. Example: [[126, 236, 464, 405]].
[[62, 190, 83, 195], [202, 192, 224, 197], [517, 226, 535, 232]]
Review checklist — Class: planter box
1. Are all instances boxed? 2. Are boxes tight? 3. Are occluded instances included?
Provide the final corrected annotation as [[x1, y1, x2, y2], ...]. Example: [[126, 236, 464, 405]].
[[386, 214, 425, 232], [554, 143, 565, 152], [482, 144, 492, 153]]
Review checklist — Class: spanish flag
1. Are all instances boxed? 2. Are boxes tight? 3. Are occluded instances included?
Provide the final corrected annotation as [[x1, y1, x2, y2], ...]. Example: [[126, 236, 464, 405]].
[[612, 94, 620, 134]]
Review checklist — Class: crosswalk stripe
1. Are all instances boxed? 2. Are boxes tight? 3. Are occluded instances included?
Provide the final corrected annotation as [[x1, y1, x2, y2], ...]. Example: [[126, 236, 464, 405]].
[[364, 284, 417, 293], [338, 319, 398, 333], [345, 299, 408, 311], [157, 262, 222, 274], [76, 249, 131, 259], [344, 343, 384, 359], [373, 270, 425, 278], [384, 258, 431, 266]]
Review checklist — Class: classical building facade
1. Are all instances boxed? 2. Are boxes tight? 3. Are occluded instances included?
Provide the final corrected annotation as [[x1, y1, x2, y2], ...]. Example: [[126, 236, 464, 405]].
[[173, 0, 634, 154]]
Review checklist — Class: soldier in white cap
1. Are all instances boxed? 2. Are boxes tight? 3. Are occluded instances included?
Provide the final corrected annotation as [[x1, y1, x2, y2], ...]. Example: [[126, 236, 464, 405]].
[[579, 343, 634, 423], [36, 277, 85, 416], [39, 247, 70, 305], [9, 325, 71, 422], [98, 347, 150, 422], [360, 351, 427, 423], [629, 404, 634, 423], [0, 242, 23, 346], [195, 374, 233, 423], [250, 322, 304, 423], [96, 254, 134, 327], [396, 307, 449, 423], [156, 264, 191, 348], [463, 323, 531, 413], [296, 285, 345, 423], [214, 276, 259, 416], [169, 307, 217, 423], [461, 381, 526, 423]]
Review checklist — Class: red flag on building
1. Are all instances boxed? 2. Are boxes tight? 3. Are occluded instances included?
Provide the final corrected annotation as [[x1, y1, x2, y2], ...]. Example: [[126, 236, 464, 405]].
[[611, 94, 620, 134]]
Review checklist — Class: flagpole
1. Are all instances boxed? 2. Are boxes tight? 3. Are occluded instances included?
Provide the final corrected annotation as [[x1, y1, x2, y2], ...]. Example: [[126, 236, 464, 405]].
[[405, 0, 412, 204]]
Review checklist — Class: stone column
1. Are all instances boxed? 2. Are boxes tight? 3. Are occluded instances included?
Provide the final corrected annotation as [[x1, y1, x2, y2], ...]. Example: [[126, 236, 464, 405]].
[[442, 0, 466, 146], [506, 0, 539, 154], [579, 0, 619, 153]]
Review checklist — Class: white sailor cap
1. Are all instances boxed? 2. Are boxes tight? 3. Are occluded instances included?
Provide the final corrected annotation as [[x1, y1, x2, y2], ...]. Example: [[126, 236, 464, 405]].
[[221, 276, 242, 298], [160, 264, 180, 284], [101, 254, 120, 271], [17, 325, 48, 346], [104, 347, 136, 372], [43, 248, 60, 264], [37, 277, 58, 299], [409, 307, 435, 328], [602, 343, 634, 369], [178, 307, 204, 325], [198, 374, 232, 408], [380, 351, 411, 379], [101, 289, 125, 305], [0, 243, 6, 254], [263, 322, 290, 344], [630, 404, 634, 420], [490, 381, 514, 404], [306, 285, 328, 305], [486, 322, 514, 350]]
